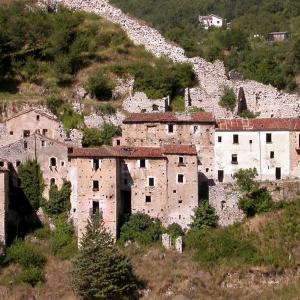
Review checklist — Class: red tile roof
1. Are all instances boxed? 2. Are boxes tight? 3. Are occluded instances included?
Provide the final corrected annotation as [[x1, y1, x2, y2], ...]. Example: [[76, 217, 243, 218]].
[[68, 145, 197, 158], [216, 118, 300, 131], [123, 112, 215, 124]]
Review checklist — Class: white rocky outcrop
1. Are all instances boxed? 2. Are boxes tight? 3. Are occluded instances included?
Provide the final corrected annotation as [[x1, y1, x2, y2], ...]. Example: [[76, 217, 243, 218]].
[[84, 111, 125, 128], [44, 0, 300, 118]]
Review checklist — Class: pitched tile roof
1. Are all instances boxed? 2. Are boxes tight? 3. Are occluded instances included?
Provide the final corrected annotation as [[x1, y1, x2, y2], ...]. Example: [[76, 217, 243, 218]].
[[68, 145, 197, 158], [5, 108, 57, 122], [216, 118, 300, 131], [123, 112, 215, 124]]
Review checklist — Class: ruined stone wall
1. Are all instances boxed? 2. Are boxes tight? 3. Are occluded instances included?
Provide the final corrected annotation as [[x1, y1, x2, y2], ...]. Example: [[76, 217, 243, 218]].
[[69, 157, 119, 241], [209, 184, 244, 226], [84, 111, 125, 128], [166, 154, 198, 228], [289, 132, 300, 178], [0, 170, 9, 251], [54, 0, 300, 118]]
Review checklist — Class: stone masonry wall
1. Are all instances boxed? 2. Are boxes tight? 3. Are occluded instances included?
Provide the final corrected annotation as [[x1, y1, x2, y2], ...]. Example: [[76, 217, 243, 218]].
[[50, 0, 300, 118]]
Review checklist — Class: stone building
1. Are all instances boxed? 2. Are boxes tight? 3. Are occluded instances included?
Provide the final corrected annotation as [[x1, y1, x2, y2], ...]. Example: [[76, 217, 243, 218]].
[[68, 145, 198, 241], [117, 112, 216, 192], [0, 133, 69, 197]]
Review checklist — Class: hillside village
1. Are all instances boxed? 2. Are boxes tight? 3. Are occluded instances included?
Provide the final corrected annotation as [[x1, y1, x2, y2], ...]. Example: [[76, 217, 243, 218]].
[[0, 0, 300, 299]]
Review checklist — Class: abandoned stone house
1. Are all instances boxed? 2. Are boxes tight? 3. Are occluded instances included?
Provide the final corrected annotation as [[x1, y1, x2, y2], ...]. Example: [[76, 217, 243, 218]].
[[68, 145, 198, 241]]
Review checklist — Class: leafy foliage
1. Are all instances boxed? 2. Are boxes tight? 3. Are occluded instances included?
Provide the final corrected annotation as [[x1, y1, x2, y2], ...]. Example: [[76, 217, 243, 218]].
[[189, 201, 218, 230], [71, 214, 137, 299], [44, 179, 71, 216], [233, 168, 273, 216], [119, 213, 163, 245], [218, 86, 236, 111], [18, 160, 44, 211], [82, 124, 121, 147], [97, 103, 116, 115], [18, 267, 44, 287], [165, 223, 184, 241]]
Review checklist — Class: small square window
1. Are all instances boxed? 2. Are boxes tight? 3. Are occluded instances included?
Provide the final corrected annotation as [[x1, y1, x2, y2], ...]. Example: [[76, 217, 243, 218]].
[[178, 156, 184, 165], [270, 151, 274, 159], [148, 177, 155, 187], [61, 161, 65, 167], [231, 154, 238, 164], [116, 140, 120, 146], [93, 159, 99, 170], [0, 161, 3, 167], [42, 129, 48, 136], [16, 160, 21, 167], [249, 140, 253, 144], [140, 159, 146, 168], [193, 126, 198, 133], [92, 201, 99, 215], [9, 131, 13, 135], [173, 190, 176, 193], [92, 180, 99, 191], [23, 130, 30, 138], [24, 142, 28, 149], [145, 196, 151, 203], [36, 115, 40, 121], [41, 140, 45, 147], [178, 200, 183, 204], [177, 174, 184, 183], [168, 124, 174, 133], [50, 178, 56, 185], [266, 133, 272, 143], [218, 136, 222, 143], [233, 134, 239, 144]]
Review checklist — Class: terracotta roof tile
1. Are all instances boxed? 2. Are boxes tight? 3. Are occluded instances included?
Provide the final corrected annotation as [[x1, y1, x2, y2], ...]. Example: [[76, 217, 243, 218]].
[[68, 145, 197, 158], [216, 118, 300, 131], [123, 112, 215, 124]]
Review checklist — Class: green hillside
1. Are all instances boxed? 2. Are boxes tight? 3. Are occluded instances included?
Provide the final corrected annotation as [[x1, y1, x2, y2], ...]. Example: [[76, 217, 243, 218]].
[[111, 0, 300, 91]]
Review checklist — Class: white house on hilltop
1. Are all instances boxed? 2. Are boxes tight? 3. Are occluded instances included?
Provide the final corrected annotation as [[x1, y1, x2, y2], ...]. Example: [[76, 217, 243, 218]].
[[199, 14, 226, 30]]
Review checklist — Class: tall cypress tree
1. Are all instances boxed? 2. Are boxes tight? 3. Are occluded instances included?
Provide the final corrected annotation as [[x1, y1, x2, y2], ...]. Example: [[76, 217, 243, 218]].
[[71, 214, 137, 300]]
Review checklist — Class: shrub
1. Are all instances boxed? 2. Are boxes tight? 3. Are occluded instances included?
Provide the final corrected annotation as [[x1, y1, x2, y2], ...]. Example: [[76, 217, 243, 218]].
[[71, 214, 137, 299], [44, 179, 71, 216], [233, 168, 259, 193], [19, 267, 44, 286], [82, 124, 121, 147], [61, 104, 84, 129], [119, 213, 163, 245], [5, 240, 47, 269], [85, 70, 115, 100], [97, 103, 116, 115], [219, 86, 237, 111], [166, 223, 184, 241], [33, 226, 51, 240], [170, 95, 185, 112], [189, 201, 218, 230], [18, 160, 44, 211], [49, 218, 77, 259], [238, 109, 257, 118], [46, 96, 64, 116]]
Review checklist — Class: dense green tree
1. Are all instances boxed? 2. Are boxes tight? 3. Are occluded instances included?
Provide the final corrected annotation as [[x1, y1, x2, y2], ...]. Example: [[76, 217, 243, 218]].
[[71, 214, 137, 299], [219, 86, 237, 111], [189, 201, 218, 230], [232, 168, 259, 193], [18, 160, 44, 211]]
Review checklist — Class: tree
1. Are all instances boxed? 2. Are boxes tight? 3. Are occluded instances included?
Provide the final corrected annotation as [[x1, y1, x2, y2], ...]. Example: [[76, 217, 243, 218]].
[[71, 214, 137, 300], [189, 201, 218, 230], [232, 168, 259, 193], [219, 86, 237, 111], [18, 160, 44, 211], [44, 179, 71, 216]]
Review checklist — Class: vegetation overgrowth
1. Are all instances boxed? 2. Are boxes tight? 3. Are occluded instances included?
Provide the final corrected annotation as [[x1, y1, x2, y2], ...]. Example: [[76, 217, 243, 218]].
[[111, 0, 300, 91]]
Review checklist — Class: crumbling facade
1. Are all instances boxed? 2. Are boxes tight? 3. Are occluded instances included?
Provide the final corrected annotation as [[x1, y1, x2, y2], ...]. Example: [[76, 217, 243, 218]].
[[0, 160, 9, 251]]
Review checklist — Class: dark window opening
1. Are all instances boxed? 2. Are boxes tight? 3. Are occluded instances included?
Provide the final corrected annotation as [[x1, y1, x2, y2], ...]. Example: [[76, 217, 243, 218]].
[[61, 161, 65, 167], [249, 140, 253, 144], [298, 134, 300, 148], [24, 142, 28, 149], [148, 177, 154, 187], [178, 174, 184, 183], [233, 134, 239, 144], [93, 159, 99, 170], [9, 131, 13, 135], [140, 159, 146, 168], [218, 136, 222, 143], [266, 133, 272, 143], [124, 179, 128, 185], [23, 130, 30, 138], [41, 140, 45, 147], [178, 200, 182, 204], [231, 154, 238, 164], [36, 115, 40, 121], [42, 129, 48, 136], [218, 170, 224, 182], [92, 201, 99, 215], [16, 160, 21, 167], [93, 180, 99, 191], [276, 167, 281, 180], [178, 156, 184, 165], [50, 178, 56, 185], [116, 139, 120, 146], [270, 151, 274, 159], [0, 161, 3, 167], [173, 190, 176, 193], [168, 124, 174, 133], [152, 104, 159, 111], [193, 126, 198, 133], [50, 157, 56, 167], [145, 196, 151, 203]]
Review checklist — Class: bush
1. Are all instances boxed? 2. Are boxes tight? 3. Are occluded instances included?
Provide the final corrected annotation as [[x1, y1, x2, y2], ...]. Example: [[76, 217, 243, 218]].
[[233, 168, 259, 193], [19, 267, 44, 286], [46, 96, 64, 116], [61, 104, 84, 130], [119, 213, 163, 245], [170, 95, 185, 112], [189, 201, 218, 230], [44, 179, 71, 216], [85, 70, 115, 100], [33, 226, 51, 240], [5, 240, 47, 269], [18, 160, 44, 211], [71, 214, 137, 299], [238, 109, 257, 118], [97, 103, 116, 115], [165, 223, 184, 241], [49, 218, 77, 259], [219, 86, 237, 111], [82, 124, 121, 147]]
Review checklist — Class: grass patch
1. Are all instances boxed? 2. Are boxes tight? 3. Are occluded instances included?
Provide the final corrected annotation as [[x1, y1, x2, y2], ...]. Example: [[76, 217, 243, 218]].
[[170, 95, 185, 112]]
